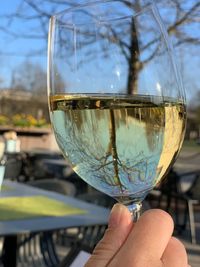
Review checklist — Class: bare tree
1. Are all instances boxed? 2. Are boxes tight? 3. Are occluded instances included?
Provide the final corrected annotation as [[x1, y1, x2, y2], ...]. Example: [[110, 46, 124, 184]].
[[0, 77, 3, 87], [1, 0, 199, 50], [11, 60, 65, 95], [1, 0, 197, 190], [11, 61, 46, 93], [0, 0, 199, 94]]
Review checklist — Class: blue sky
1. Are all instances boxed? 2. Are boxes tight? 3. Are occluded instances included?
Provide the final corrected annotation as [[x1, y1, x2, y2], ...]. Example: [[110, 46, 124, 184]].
[[0, 0, 47, 86], [0, 0, 199, 102]]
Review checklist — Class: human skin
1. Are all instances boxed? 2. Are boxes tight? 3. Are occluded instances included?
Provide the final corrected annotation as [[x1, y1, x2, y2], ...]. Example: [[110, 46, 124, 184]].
[[85, 204, 190, 267]]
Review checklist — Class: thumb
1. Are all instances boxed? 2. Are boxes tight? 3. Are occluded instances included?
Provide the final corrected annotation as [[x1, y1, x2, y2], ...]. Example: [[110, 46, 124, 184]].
[[85, 204, 133, 267]]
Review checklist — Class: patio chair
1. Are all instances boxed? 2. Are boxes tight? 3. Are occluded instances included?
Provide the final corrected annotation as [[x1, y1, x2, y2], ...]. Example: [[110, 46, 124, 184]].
[[148, 169, 200, 244], [57, 190, 114, 267], [17, 231, 60, 267], [20, 153, 56, 182], [15, 179, 77, 267], [4, 152, 23, 181], [58, 224, 107, 267], [149, 169, 182, 212], [180, 172, 200, 244]]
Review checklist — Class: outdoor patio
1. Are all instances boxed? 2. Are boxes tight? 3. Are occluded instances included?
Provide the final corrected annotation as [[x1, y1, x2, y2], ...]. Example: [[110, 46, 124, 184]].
[[0, 1, 199, 266], [0, 147, 199, 266]]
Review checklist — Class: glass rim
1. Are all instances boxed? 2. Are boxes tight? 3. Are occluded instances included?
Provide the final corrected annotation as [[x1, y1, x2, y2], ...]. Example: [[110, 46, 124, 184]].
[[48, 1, 186, 102], [51, 0, 153, 22]]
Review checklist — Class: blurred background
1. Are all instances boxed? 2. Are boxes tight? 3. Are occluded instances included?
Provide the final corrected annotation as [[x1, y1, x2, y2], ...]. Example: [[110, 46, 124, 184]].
[[0, 0, 199, 150], [0, 1, 199, 266]]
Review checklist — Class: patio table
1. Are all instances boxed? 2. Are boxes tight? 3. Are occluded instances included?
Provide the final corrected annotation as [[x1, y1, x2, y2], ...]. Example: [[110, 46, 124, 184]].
[[0, 180, 110, 267]]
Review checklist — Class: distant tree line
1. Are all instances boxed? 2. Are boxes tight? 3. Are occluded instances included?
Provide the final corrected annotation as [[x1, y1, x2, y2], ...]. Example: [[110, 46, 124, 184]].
[[0, 0, 199, 132]]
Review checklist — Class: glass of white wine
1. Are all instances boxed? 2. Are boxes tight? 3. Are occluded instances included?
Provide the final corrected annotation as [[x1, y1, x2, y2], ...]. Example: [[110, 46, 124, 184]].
[[47, 1, 186, 220]]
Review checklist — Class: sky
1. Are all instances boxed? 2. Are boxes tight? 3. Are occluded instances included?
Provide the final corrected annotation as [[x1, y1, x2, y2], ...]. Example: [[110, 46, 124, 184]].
[[0, 0, 199, 103], [0, 0, 47, 86]]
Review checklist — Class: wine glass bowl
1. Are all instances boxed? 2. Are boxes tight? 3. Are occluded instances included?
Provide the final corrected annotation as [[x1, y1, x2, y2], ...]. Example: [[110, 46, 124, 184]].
[[48, 1, 186, 218]]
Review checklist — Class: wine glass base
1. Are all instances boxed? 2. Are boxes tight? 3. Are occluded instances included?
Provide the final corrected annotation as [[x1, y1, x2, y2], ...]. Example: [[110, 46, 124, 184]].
[[125, 202, 142, 221], [113, 191, 150, 221]]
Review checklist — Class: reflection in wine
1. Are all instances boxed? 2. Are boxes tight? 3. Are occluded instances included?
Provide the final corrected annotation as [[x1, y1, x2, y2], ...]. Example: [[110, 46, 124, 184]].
[[50, 94, 186, 205]]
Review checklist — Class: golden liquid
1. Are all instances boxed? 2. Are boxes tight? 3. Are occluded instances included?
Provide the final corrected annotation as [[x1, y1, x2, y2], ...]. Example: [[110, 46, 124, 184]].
[[49, 94, 186, 204]]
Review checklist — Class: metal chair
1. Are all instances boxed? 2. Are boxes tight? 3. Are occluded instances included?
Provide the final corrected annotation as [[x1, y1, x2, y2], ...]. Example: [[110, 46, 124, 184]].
[[181, 173, 200, 244], [58, 189, 114, 267], [148, 169, 200, 244], [14, 179, 77, 267], [4, 153, 23, 181], [17, 231, 60, 267]]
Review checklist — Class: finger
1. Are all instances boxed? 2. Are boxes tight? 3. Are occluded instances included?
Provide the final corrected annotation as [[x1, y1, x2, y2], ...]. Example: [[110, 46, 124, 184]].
[[109, 209, 174, 266], [85, 204, 133, 267], [161, 237, 188, 267]]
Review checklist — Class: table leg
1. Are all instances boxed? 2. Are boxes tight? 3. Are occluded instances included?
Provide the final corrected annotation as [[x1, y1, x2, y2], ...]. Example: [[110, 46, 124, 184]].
[[2, 235, 17, 267]]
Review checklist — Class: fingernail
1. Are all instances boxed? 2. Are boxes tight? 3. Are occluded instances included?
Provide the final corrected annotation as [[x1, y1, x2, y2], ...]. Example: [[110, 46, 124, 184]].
[[108, 203, 125, 228]]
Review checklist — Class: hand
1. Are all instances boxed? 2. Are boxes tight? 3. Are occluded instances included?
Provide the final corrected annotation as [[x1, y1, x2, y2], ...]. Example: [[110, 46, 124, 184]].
[[85, 204, 190, 267]]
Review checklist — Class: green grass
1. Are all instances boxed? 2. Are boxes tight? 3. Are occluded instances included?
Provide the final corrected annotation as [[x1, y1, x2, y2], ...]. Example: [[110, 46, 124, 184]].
[[0, 195, 88, 221]]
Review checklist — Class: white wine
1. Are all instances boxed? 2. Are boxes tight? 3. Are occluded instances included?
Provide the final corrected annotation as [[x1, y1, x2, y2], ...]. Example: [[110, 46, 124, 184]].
[[50, 94, 186, 204]]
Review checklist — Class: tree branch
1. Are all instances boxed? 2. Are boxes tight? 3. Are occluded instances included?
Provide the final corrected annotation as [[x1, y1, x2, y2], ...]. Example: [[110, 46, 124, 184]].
[[168, 2, 200, 34]]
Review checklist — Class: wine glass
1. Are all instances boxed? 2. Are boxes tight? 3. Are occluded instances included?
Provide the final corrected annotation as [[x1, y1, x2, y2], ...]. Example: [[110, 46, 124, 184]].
[[47, 1, 186, 220]]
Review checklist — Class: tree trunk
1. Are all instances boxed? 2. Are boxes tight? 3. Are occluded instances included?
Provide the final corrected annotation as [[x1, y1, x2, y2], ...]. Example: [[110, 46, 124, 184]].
[[127, 20, 140, 94]]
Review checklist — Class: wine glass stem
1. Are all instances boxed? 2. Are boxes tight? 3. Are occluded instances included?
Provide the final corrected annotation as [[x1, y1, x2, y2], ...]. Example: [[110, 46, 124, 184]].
[[126, 202, 142, 222]]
